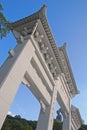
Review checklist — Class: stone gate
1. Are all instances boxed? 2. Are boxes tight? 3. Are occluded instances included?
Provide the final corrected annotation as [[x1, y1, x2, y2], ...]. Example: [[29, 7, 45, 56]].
[[0, 5, 82, 130]]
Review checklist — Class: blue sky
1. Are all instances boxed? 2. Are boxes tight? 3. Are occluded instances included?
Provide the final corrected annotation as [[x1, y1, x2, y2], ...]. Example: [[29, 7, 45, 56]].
[[0, 0, 87, 124]]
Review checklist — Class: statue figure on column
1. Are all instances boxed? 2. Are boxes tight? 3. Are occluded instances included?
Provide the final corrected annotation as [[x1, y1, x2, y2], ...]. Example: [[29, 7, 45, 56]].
[[56, 108, 62, 122]]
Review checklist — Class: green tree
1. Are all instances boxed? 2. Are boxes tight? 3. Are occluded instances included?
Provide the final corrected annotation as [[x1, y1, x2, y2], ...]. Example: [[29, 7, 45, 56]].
[[24, 125, 33, 130], [15, 115, 21, 119], [0, 4, 10, 39], [1, 118, 13, 130], [53, 121, 62, 130]]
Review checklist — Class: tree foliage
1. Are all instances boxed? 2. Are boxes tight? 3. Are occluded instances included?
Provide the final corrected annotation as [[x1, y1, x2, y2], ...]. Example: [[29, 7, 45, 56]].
[[1, 115, 34, 130], [1, 115, 87, 130], [0, 4, 10, 39]]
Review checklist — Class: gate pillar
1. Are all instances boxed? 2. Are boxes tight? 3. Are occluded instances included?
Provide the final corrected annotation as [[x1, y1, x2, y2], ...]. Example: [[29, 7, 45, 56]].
[[62, 101, 71, 130], [0, 39, 35, 129], [36, 87, 57, 130]]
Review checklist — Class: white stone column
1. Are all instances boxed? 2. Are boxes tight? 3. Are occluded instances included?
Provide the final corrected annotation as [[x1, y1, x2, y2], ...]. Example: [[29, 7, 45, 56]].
[[36, 87, 57, 130], [62, 99, 71, 130], [0, 39, 35, 129]]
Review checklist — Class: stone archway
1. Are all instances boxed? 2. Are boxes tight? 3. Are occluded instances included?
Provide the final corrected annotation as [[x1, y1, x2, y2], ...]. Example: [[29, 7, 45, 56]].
[[0, 5, 82, 130]]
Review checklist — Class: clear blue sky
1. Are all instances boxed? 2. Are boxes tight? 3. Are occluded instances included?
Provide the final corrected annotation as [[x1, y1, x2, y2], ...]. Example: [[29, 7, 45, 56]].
[[0, 0, 87, 124]]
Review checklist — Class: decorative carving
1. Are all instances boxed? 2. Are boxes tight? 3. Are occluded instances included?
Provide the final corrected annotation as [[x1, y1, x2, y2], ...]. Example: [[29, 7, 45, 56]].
[[21, 27, 32, 37], [34, 30, 59, 80], [34, 31, 39, 37], [8, 49, 15, 57], [34, 31, 43, 43], [13, 30, 24, 43]]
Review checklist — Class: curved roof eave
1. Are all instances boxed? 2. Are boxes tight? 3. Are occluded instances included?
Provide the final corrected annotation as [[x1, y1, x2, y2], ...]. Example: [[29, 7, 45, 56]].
[[59, 43, 79, 95], [9, 5, 63, 74]]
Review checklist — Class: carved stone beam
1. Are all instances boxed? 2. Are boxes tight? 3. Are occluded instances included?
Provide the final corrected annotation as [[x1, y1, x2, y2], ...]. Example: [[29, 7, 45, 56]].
[[13, 30, 24, 43], [45, 54, 53, 64], [48, 64, 57, 79], [34, 31, 44, 43], [40, 45, 48, 54], [23, 27, 32, 34]]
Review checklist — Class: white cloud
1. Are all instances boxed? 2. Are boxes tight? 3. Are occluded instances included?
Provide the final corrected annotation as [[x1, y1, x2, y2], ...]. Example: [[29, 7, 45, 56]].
[[8, 111, 15, 117]]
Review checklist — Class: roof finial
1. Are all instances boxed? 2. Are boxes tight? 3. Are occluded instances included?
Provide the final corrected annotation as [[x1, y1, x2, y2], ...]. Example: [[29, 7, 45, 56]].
[[39, 4, 47, 18], [42, 4, 47, 10]]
